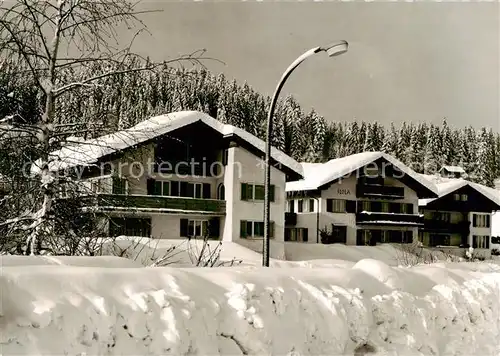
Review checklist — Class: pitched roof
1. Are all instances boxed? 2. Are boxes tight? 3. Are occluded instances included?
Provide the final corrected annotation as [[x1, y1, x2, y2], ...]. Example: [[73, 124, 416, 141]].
[[285, 151, 437, 196], [31, 111, 303, 178], [439, 165, 466, 174], [418, 174, 500, 207]]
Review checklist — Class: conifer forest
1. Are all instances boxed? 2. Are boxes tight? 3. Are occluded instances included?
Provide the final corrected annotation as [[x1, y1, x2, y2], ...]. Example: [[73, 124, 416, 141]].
[[1, 61, 499, 187]]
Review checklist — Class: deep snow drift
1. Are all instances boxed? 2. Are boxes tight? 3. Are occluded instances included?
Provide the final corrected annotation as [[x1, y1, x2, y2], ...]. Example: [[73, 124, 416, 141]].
[[2, 257, 500, 355]]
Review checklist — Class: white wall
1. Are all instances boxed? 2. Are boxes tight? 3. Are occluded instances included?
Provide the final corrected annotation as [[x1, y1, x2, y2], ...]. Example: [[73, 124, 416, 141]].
[[288, 174, 420, 245], [468, 212, 492, 248], [224, 144, 286, 244], [80, 140, 289, 244]]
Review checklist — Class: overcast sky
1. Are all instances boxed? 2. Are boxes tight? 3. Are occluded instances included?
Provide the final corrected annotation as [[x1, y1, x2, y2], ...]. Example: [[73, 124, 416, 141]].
[[132, 1, 499, 131]]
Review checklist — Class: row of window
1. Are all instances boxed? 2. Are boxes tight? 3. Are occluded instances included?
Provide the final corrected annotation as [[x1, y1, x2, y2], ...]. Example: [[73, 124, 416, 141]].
[[106, 218, 495, 248], [285, 227, 309, 242], [147, 179, 212, 199], [453, 193, 468, 202], [288, 198, 415, 215], [240, 220, 275, 238], [473, 235, 490, 249], [473, 214, 490, 228], [357, 230, 413, 245], [288, 199, 316, 213], [241, 183, 275, 202]]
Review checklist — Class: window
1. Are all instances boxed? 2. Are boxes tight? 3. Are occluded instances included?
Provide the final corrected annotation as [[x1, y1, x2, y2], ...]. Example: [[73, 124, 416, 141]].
[[112, 176, 128, 195], [429, 234, 450, 247], [309, 199, 315, 213], [453, 193, 460, 201], [297, 200, 304, 213], [326, 199, 346, 213], [381, 202, 389, 213], [473, 235, 489, 249], [151, 180, 211, 199], [188, 219, 209, 237], [461, 194, 468, 201], [473, 214, 490, 228], [285, 228, 309, 242], [109, 217, 151, 237], [189, 182, 203, 199], [433, 212, 451, 222], [241, 183, 275, 202], [90, 179, 102, 194], [240, 220, 274, 238], [153, 180, 170, 196], [357, 230, 373, 246], [361, 200, 371, 212], [217, 183, 225, 200], [180, 218, 219, 239], [331, 225, 347, 244]]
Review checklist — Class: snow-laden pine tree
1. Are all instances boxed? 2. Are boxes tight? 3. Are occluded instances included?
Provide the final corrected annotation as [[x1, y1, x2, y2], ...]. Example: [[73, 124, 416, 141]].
[[363, 122, 384, 152], [344, 121, 360, 156], [440, 118, 455, 165], [382, 122, 399, 156], [396, 122, 412, 162], [423, 124, 444, 175], [475, 128, 497, 187]]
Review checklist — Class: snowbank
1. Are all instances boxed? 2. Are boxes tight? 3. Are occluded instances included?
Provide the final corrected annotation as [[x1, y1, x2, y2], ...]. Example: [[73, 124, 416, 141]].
[[2, 258, 500, 355]]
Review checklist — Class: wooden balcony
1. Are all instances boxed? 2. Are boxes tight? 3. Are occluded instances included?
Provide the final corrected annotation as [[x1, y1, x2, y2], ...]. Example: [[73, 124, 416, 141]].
[[356, 212, 423, 226], [356, 184, 405, 200], [285, 212, 297, 226], [421, 220, 470, 234], [78, 194, 226, 214]]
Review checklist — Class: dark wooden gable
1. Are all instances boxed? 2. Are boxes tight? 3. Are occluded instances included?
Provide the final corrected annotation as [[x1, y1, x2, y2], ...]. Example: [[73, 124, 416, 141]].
[[317, 157, 437, 199], [424, 184, 500, 213]]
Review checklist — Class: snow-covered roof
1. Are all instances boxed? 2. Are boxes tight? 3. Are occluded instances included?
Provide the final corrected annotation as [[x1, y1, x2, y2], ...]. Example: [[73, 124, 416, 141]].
[[418, 174, 500, 207], [286, 152, 437, 197], [439, 165, 466, 174], [31, 111, 303, 178]]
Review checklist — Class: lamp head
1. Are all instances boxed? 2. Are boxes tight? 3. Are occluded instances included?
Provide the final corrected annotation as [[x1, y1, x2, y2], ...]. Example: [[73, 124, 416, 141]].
[[322, 40, 348, 57]]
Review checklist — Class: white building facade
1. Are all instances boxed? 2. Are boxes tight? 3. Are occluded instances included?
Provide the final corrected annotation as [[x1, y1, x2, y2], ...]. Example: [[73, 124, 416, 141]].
[[285, 152, 437, 245], [46, 111, 303, 246]]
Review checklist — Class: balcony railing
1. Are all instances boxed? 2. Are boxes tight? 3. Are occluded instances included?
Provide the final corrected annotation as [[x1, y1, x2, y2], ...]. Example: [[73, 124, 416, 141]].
[[422, 219, 470, 234], [356, 211, 423, 226], [78, 194, 226, 213], [356, 184, 405, 199], [285, 212, 297, 226]]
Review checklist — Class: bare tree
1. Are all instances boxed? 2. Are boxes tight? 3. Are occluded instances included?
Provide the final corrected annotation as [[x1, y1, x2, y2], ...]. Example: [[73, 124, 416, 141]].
[[0, 0, 209, 254]]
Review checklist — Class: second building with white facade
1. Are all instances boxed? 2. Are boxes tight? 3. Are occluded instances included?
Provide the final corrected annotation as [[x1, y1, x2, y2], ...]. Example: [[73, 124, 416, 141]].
[[285, 152, 438, 245]]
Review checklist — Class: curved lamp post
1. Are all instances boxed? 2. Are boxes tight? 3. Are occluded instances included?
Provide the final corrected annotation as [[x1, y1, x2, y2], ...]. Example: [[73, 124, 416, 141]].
[[262, 40, 349, 267]]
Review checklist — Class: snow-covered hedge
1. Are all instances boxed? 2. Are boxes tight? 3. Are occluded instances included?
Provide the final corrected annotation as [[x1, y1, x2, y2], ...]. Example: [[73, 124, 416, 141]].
[[1, 258, 500, 355]]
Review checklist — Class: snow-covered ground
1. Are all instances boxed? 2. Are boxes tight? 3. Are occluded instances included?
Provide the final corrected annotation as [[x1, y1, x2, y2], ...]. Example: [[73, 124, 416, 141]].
[[97, 237, 473, 268], [2, 254, 500, 355]]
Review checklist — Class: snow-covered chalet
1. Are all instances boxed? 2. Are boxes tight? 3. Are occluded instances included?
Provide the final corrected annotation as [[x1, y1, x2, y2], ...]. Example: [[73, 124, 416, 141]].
[[34, 111, 303, 247], [285, 152, 438, 245], [418, 173, 500, 257]]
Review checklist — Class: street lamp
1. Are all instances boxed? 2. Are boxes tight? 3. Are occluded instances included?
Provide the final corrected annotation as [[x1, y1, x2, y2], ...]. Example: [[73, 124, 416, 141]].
[[262, 40, 349, 267]]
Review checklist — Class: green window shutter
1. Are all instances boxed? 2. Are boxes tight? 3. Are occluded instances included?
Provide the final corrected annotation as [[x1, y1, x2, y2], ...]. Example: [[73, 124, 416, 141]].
[[241, 183, 248, 200], [240, 220, 247, 237], [269, 185, 275, 202], [270, 221, 274, 238]]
